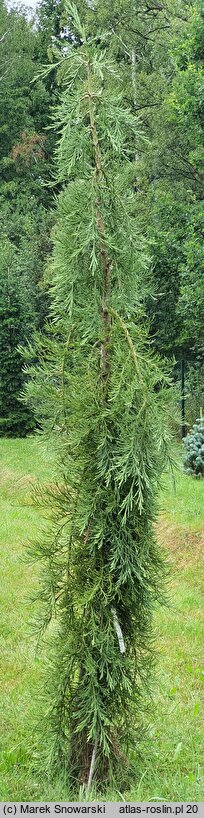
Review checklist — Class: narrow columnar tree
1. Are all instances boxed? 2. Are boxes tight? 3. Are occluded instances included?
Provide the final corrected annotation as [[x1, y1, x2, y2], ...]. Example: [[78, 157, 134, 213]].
[[25, 2, 171, 791]]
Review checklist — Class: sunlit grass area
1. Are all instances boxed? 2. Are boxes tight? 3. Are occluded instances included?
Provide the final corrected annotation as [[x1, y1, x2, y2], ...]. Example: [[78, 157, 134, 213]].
[[160, 466, 204, 530], [0, 438, 203, 801]]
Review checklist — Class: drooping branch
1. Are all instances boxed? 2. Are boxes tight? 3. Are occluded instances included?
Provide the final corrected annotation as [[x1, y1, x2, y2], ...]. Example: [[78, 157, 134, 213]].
[[61, 324, 75, 425], [107, 305, 143, 382], [85, 60, 112, 386]]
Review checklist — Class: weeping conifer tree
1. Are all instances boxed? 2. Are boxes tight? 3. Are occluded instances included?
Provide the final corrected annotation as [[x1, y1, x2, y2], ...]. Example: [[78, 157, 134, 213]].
[[25, 1, 171, 792]]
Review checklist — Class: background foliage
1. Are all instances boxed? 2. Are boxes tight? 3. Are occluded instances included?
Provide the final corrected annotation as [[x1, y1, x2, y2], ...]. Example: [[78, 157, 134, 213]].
[[0, 0, 203, 433]]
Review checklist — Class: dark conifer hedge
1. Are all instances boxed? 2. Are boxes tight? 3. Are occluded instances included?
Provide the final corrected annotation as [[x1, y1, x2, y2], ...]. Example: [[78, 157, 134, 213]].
[[0, 239, 35, 436]]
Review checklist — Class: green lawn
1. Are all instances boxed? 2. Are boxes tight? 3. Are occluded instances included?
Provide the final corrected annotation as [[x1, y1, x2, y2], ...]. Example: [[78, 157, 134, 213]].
[[0, 438, 203, 801]]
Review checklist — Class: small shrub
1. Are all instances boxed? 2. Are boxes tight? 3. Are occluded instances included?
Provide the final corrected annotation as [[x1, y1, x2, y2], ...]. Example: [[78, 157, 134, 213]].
[[183, 416, 204, 476]]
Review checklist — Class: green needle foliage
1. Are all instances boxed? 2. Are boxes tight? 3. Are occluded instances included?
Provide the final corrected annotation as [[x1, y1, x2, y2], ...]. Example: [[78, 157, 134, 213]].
[[24, 1, 172, 792]]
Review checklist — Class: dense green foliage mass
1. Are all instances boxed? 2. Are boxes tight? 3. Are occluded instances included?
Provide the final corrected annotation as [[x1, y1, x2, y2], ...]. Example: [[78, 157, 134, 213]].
[[23, 4, 174, 789], [0, 0, 55, 433], [0, 240, 34, 436], [146, 4, 204, 365]]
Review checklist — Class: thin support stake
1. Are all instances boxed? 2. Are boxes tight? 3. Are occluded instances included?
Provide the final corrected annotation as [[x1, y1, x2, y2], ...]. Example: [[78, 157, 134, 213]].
[[111, 607, 126, 654], [86, 734, 98, 794], [181, 357, 185, 438]]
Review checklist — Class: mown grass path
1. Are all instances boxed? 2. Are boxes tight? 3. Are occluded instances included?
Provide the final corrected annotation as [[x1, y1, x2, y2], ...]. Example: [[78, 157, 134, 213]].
[[0, 438, 203, 801]]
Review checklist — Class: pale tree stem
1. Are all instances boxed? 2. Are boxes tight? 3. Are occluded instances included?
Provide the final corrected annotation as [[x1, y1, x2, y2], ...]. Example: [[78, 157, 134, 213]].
[[86, 734, 99, 794], [0, 30, 9, 43], [111, 607, 126, 654], [131, 46, 137, 106]]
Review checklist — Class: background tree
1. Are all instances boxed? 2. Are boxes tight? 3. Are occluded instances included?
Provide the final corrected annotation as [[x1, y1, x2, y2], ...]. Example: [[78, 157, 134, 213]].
[[0, 239, 35, 436], [143, 0, 204, 365], [0, 0, 55, 433]]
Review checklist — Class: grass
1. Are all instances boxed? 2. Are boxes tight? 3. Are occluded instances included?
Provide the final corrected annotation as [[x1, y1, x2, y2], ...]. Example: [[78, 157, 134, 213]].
[[0, 437, 204, 802]]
